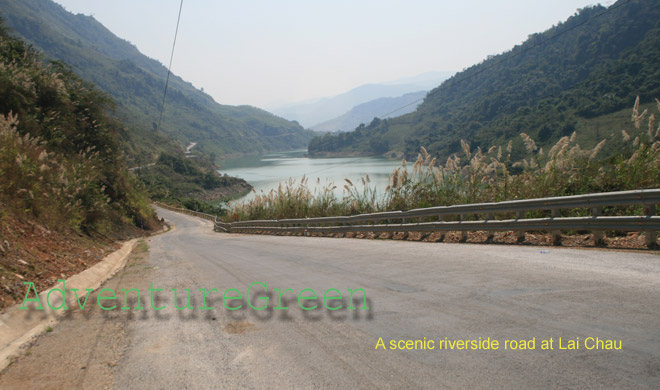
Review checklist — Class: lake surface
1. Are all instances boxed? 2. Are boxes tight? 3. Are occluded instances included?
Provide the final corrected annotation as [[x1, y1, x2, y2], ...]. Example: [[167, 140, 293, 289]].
[[218, 150, 403, 203]]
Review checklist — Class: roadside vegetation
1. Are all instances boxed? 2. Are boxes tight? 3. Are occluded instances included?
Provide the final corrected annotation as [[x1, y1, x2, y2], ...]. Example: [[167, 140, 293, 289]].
[[227, 97, 660, 222], [0, 22, 157, 233], [0, 20, 164, 307]]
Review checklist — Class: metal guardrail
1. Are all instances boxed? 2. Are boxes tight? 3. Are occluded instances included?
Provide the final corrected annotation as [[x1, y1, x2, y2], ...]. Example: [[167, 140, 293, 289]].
[[212, 189, 660, 247], [152, 201, 216, 222]]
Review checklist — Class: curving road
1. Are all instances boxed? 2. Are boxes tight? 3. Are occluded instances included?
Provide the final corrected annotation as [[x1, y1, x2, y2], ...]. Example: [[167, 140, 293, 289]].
[[3, 207, 660, 389], [114, 207, 660, 389]]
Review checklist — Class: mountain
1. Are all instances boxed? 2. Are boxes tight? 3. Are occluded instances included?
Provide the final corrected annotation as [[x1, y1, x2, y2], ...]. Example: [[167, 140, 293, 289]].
[[312, 91, 427, 133], [308, 0, 660, 160], [271, 71, 452, 128], [0, 0, 315, 163]]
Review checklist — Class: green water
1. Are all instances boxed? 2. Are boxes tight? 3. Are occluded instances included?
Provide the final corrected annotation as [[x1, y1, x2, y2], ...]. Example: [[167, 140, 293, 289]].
[[219, 150, 403, 203]]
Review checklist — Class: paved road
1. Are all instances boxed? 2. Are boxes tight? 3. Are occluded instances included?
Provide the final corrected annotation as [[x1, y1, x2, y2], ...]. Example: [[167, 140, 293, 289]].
[[109, 207, 660, 389], [7, 207, 656, 389]]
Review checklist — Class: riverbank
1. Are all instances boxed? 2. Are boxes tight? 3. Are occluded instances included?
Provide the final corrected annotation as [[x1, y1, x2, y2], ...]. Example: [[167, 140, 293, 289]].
[[193, 181, 252, 202], [135, 152, 253, 214]]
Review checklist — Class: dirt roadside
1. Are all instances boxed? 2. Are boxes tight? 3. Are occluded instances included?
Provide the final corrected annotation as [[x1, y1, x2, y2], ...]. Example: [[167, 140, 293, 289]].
[[0, 239, 154, 389]]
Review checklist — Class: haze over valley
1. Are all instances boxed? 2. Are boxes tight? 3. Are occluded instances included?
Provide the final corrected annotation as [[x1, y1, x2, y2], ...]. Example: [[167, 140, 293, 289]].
[[269, 71, 454, 129]]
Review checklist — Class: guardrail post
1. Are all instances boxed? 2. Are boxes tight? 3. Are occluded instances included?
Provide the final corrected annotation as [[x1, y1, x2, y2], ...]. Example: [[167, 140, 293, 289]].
[[591, 207, 604, 246], [459, 214, 467, 242], [646, 204, 657, 248], [485, 213, 494, 242], [399, 218, 408, 240], [516, 211, 525, 242], [551, 209, 561, 245], [435, 215, 445, 242]]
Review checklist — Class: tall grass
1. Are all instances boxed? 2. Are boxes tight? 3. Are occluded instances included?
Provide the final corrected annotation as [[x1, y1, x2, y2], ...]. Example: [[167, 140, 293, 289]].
[[1, 112, 111, 228], [227, 97, 660, 222]]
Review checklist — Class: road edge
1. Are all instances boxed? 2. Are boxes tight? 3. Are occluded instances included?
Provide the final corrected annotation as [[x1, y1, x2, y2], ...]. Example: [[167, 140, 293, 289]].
[[0, 238, 139, 371]]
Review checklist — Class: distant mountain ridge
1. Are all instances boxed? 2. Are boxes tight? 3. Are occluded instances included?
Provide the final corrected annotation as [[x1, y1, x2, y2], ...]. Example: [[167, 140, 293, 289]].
[[271, 71, 453, 128], [0, 0, 314, 161], [312, 91, 427, 133], [308, 0, 660, 160]]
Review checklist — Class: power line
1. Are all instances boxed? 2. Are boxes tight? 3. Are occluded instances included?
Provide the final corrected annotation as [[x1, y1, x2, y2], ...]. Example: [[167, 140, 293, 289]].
[[156, 0, 184, 133], [377, 0, 632, 120]]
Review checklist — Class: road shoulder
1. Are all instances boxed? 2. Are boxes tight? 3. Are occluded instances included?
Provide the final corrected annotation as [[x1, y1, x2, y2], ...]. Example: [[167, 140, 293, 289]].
[[0, 239, 153, 389]]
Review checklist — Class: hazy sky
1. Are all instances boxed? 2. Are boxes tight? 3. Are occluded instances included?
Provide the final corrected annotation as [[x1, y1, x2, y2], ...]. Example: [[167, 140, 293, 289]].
[[53, 0, 605, 109]]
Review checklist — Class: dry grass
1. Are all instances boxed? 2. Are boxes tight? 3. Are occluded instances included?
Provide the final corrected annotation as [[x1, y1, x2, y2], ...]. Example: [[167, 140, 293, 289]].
[[227, 97, 660, 222], [0, 113, 109, 228]]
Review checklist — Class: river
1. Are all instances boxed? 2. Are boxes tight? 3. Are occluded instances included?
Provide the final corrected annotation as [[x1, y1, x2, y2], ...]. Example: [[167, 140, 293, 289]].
[[218, 150, 403, 203]]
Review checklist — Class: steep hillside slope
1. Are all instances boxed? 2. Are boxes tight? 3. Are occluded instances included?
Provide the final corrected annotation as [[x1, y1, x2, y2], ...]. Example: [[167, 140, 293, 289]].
[[0, 21, 163, 306], [0, 22, 156, 232], [309, 0, 660, 160], [0, 0, 314, 162]]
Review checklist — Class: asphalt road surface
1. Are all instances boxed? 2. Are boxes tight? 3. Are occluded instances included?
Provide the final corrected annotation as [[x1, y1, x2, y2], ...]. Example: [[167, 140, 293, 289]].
[[5, 207, 660, 389]]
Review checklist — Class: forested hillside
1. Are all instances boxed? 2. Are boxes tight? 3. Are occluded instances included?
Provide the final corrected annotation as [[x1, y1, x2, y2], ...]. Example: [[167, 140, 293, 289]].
[[0, 0, 314, 164], [0, 21, 157, 233], [308, 0, 660, 160]]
